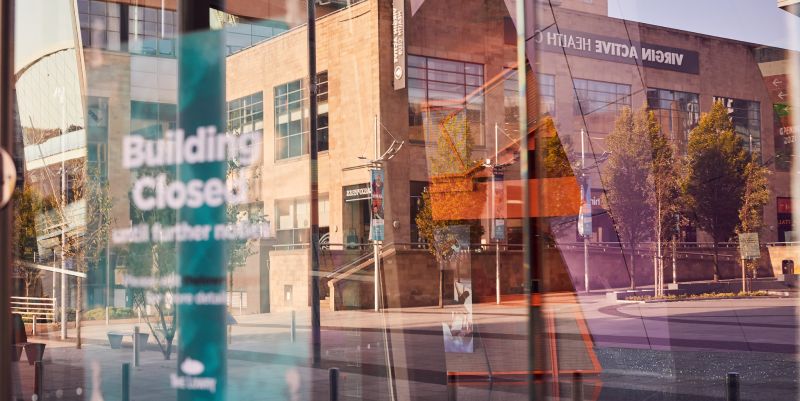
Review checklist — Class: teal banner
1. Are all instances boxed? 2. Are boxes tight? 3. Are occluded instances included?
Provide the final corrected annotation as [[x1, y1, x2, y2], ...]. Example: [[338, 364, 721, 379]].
[[176, 28, 227, 400]]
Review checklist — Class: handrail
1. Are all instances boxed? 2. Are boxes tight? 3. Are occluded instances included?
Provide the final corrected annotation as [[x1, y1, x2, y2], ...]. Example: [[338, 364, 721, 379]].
[[10, 296, 56, 322]]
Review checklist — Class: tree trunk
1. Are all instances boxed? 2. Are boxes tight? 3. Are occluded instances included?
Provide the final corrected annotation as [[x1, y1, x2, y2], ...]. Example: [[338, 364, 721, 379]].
[[76, 278, 82, 349], [438, 262, 444, 308], [712, 245, 720, 282], [629, 244, 636, 289]]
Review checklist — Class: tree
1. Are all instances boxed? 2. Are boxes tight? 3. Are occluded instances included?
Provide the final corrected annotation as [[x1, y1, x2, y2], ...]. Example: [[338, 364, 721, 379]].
[[415, 113, 483, 307], [540, 116, 574, 179], [604, 106, 660, 289], [12, 184, 47, 296], [684, 101, 749, 281], [648, 114, 681, 296], [737, 159, 770, 287]]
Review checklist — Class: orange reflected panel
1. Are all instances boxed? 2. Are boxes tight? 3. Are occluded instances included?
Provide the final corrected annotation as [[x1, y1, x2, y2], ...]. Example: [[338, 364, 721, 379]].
[[430, 176, 580, 220]]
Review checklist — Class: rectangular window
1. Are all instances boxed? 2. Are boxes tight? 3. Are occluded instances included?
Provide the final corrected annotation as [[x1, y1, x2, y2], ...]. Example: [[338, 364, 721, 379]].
[[78, 0, 122, 51], [713, 96, 762, 155], [275, 195, 329, 247], [219, 14, 289, 55], [573, 78, 631, 134], [128, 4, 177, 56], [317, 71, 329, 152], [502, 70, 555, 136], [274, 79, 307, 160], [539, 74, 556, 117], [228, 92, 264, 134], [647, 88, 699, 155], [408, 55, 485, 144]]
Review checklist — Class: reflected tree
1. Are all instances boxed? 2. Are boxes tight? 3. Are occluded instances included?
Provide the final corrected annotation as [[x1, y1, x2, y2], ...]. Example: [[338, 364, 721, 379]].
[[684, 101, 750, 281]]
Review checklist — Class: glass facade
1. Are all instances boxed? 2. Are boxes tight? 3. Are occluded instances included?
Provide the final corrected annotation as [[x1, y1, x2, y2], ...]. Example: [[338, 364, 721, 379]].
[[646, 88, 700, 154], [408, 54, 485, 144], [3, 1, 800, 401]]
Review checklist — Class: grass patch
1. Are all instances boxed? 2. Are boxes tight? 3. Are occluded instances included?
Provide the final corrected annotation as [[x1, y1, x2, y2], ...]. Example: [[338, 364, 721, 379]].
[[625, 291, 771, 302], [84, 307, 135, 321]]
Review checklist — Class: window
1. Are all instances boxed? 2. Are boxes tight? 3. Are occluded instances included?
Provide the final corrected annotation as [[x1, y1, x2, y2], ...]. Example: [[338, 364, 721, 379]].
[[87, 97, 109, 179], [273, 73, 328, 160], [647, 88, 699, 155], [228, 92, 264, 134], [317, 71, 329, 152], [573, 78, 631, 134], [713, 96, 762, 155], [78, 0, 122, 51], [539, 74, 556, 117], [128, 5, 177, 56], [408, 55, 485, 143], [503, 70, 555, 135], [130, 101, 177, 138], [574, 79, 631, 115], [222, 17, 289, 55], [275, 195, 329, 246], [274, 79, 307, 160]]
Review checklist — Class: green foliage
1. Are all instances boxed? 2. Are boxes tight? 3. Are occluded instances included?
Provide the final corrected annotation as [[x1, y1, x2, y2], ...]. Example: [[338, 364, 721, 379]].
[[540, 116, 574, 178], [85, 307, 134, 321], [430, 113, 480, 174], [12, 184, 46, 296], [684, 101, 750, 243], [604, 107, 659, 247]]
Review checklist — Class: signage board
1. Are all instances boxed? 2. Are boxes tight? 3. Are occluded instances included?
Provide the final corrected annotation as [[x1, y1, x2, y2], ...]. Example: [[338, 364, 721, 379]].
[[392, 0, 406, 90], [370, 169, 385, 241], [738, 233, 760, 260], [344, 183, 371, 202], [534, 27, 700, 74]]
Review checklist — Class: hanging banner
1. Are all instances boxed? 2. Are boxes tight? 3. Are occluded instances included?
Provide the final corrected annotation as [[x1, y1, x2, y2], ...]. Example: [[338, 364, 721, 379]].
[[578, 179, 592, 237], [370, 169, 385, 241], [392, 0, 406, 90]]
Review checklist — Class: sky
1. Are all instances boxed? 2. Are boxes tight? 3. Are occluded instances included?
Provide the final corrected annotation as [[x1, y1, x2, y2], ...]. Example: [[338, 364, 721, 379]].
[[608, 0, 800, 52], [15, 0, 75, 73]]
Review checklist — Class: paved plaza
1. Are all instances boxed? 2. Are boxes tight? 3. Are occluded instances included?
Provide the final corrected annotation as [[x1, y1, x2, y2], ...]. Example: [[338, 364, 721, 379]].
[[11, 295, 799, 400]]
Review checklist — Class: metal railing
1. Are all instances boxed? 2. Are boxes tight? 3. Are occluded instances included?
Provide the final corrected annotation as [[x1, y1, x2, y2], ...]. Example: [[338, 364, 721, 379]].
[[10, 296, 56, 323]]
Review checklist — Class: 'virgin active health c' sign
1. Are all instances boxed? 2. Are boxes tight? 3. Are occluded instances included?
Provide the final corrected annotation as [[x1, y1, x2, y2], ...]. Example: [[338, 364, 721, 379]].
[[533, 27, 700, 75]]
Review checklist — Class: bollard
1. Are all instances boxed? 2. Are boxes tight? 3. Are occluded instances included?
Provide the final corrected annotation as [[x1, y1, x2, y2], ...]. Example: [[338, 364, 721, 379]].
[[329, 368, 339, 401], [291, 311, 296, 343], [122, 363, 130, 401], [33, 361, 43, 399], [726, 372, 740, 401], [572, 372, 583, 401], [132, 326, 140, 367]]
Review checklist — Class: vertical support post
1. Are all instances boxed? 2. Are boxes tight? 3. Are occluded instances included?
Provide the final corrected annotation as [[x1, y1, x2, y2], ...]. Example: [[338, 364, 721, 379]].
[[329, 368, 339, 401], [0, 1, 14, 398], [584, 237, 589, 293], [494, 123, 500, 304], [374, 241, 380, 311], [581, 128, 589, 293], [307, 0, 322, 368], [572, 372, 583, 401], [122, 363, 130, 401], [373, 115, 381, 312], [59, 85, 67, 341], [741, 258, 747, 293], [132, 326, 140, 367], [291, 310, 296, 343], [726, 372, 740, 401], [32, 316, 37, 336], [34, 361, 43, 399]]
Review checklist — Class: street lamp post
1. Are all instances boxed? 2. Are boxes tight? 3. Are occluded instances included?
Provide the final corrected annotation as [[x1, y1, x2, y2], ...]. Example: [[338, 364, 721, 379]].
[[579, 129, 590, 293]]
